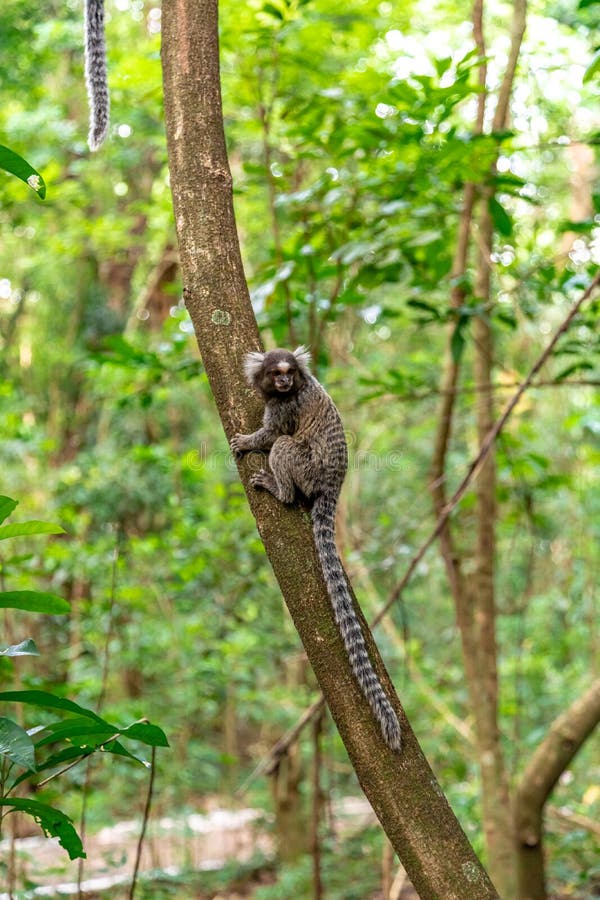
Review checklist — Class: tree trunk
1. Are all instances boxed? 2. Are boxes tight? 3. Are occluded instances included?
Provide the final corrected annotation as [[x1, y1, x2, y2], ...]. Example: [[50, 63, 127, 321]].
[[427, 0, 527, 892], [470, 198, 516, 895], [160, 1, 499, 896], [514, 679, 600, 900]]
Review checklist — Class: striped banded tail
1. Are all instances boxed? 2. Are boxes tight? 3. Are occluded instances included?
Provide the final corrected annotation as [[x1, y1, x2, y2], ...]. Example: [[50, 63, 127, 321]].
[[312, 495, 401, 751], [84, 0, 110, 150]]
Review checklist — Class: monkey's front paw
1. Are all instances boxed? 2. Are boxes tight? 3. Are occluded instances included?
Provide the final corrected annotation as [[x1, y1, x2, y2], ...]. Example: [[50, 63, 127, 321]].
[[250, 470, 274, 491], [230, 433, 250, 456]]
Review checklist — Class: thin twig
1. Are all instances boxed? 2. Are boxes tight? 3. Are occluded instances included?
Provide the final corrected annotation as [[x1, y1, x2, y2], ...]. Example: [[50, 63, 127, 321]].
[[128, 745, 157, 900], [372, 378, 600, 404], [37, 750, 95, 788], [382, 267, 600, 617], [78, 529, 121, 897]]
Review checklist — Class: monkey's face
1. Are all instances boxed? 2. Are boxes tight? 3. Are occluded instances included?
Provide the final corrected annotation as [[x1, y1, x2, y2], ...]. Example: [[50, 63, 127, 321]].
[[272, 369, 295, 393], [244, 347, 311, 398], [259, 350, 304, 397]]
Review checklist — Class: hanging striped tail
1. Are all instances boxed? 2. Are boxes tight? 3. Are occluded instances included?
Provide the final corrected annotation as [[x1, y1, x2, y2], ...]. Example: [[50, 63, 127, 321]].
[[312, 494, 401, 751], [84, 0, 110, 150]]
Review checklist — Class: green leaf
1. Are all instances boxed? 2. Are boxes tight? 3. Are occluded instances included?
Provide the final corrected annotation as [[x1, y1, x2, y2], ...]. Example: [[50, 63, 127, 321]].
[[495, 310, 517, 330], [119, 721, 170, 747], [0, 521, 66, 541], [36, 718, 119, 748], [583, 50, 600, 84], [0, 691, 169, 748], [0, 497, 18, 525], [0, 799, 85, 859], [0, 591, 70, 614], [488, 196, 513, 236], [0, 638, 39, 657], [262, 2, 285, 19], [0, 690, 107, 724], [0, 145, 46, 199], [554, 360, 594, 381], [0, 717, 37, 770], [407, 298, 442, 319], [450, 318, 469, 363], [405, 230, 442, 247]]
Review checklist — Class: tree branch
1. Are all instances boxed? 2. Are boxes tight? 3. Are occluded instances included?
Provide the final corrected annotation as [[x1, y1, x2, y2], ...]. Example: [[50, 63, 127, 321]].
[[514, 678, 600, 899]]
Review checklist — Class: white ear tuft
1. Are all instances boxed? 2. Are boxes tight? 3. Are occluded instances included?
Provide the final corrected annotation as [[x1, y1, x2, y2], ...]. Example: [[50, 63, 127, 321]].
[[244, 350, 266, 384], [293, 345, 312, 374]]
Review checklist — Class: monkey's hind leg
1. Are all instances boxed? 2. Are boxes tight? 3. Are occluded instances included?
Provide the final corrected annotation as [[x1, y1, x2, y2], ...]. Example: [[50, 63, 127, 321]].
[[250, 436, 302, 504]]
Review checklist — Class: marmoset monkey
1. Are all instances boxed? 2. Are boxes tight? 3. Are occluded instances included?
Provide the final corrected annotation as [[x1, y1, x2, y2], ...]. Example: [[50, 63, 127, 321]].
[[84, 0, 110, 150], [231, 347, 402, 751]]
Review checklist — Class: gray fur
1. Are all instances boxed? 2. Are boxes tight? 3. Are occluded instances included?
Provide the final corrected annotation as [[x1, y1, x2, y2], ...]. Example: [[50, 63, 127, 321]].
[[84, 0, 110, 151], [231, 349, 401, 751]]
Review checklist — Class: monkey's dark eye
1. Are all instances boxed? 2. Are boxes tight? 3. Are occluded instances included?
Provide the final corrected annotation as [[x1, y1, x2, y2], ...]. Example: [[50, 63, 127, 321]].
[[268, 367, 296, 377]]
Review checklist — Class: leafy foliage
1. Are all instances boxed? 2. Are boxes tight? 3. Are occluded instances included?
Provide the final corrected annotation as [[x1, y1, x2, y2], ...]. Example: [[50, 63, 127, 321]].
[[0, 498, 167, 862], [0, 0, 599, 894]]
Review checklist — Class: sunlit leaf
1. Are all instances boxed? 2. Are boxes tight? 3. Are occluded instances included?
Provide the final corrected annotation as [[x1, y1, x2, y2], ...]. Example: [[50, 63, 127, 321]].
[[0, 145, 46, 199], [583, 49, 600, 83], [0, 521, 66, 540]]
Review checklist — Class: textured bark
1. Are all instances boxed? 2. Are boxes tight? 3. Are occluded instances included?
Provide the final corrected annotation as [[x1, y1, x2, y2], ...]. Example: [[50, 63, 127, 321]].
[[160, 1, 499, 896], [467, 3, 528, 890], [470, 200, 516, 895], [514, 679, 600, 900]]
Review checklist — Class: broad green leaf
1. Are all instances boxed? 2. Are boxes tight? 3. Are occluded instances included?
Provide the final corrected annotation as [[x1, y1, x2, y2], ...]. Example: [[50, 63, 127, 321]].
[[0, 799, 84, 859], [0, 145, 46, 199], [119, 721, 170, 747], [36, 718, 119, 748], [0, 691, 168, 748], [0, 497, 18, 525], [0, 690, 107, 724], [0, 638, 39, 657], [0, 521, 66, 540], [96, 739, 152, 764], [488, 196, 513, 236], [0, 718, 36, 770], [0, 591, 70, 614]]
